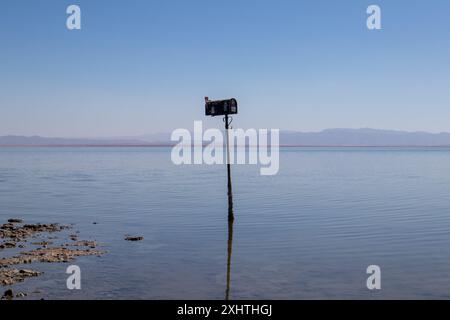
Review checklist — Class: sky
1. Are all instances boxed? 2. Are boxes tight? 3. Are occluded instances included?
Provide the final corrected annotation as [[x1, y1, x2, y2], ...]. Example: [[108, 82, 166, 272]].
[[0, 0, 449, 137]]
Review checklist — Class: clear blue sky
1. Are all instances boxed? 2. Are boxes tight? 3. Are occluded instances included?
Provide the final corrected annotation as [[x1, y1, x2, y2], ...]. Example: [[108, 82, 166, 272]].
[[1, 0, 449, 137]]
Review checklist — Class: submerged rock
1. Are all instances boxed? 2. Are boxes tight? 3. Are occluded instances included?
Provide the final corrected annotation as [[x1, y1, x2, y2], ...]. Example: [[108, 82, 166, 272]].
[[0, 268, 41, 286], [69, 240, 97, 248], [125, 236, 144, 242], [1, 289, 14, 300], [0, 219, 105, 290], [0, 222, 70, 241], [0, 241, 17, 249], [8, 219, 23, 224], [31, 241, 53, 247], [0, 247, 105, 266], [0, 288, 29, 300]]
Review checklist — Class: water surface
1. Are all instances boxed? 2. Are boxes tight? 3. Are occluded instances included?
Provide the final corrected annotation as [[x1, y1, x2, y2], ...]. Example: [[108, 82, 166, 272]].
[[1, 147, 450, 299]]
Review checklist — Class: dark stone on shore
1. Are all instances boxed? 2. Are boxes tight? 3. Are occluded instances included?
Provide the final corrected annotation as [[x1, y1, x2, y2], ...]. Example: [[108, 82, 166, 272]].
[[125, 236, 144, 241]]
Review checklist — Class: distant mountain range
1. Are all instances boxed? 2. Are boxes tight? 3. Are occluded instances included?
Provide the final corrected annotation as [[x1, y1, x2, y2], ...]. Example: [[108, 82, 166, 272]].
[[280, 129, 450, 146], [3, 129, 450, 146]]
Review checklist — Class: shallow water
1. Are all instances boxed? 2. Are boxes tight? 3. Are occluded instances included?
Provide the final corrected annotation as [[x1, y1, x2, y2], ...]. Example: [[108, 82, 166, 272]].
[[1, 147, 450, 299]]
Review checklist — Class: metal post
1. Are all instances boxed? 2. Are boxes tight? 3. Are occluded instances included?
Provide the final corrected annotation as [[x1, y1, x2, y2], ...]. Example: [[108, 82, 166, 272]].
[[225, 114, 234, 299], [225, 114, 234, 222]]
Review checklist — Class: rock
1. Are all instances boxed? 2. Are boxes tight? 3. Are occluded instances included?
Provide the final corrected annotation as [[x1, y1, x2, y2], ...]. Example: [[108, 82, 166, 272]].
[[4, 242, 16, 248], [8, 219, 23, 224], [4, 289, 13, 296], [16, 292, 27, 298], [1, 221, 71, 241], [70, 240, 97, 248], [19, 269, 41, 276], [0, 247, 106, 266], [125, 236, 144, 242], [1, 223, 14, 230], [2, 289, 13, 300], [31, 241, 53, 246], [0, 219, 107, 290], [0, 241, 17, 249]]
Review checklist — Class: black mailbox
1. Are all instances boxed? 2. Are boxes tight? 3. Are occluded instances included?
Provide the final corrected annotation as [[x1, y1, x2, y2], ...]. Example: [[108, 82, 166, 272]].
[[205, 97, 238, 117]]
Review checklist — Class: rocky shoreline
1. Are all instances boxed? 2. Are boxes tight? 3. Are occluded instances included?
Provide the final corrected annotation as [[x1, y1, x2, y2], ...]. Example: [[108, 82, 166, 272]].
[[0, 218, 106, 300]]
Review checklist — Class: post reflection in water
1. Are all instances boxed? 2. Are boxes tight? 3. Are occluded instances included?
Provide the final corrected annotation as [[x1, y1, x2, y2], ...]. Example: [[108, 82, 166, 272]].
[[225, 176, 234, 300]]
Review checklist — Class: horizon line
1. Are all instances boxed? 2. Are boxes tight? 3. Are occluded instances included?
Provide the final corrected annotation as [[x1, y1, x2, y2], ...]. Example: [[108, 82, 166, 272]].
[[3, 144, 450, 148], [5, 127, 450, 139]]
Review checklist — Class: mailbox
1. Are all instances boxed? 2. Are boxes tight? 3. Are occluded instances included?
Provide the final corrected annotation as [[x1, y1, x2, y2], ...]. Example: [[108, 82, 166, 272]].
[[205, 98, 238, 117]]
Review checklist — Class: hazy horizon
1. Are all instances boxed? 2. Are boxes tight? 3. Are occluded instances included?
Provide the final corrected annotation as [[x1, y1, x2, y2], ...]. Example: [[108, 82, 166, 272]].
[[5, 128, 450, 147], [5, 127, 450, 140]]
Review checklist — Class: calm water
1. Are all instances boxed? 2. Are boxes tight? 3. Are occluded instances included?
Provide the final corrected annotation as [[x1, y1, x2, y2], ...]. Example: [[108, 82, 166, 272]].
[[1, 147, 450, 299]]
